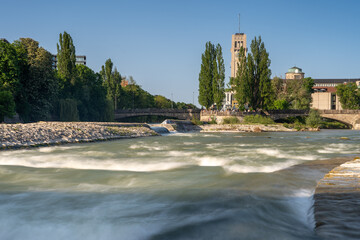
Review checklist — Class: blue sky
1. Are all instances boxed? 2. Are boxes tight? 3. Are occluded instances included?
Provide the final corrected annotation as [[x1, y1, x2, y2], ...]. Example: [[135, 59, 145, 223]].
[[1, 0, 360, 105]]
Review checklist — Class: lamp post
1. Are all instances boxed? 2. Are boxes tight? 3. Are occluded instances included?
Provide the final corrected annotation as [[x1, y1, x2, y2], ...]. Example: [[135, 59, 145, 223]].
[[171, 93, 173, 109]]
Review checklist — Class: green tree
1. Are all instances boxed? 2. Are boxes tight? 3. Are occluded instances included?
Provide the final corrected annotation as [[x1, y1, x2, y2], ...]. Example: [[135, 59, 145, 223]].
[[57, 31, 76, 88], [271, 77, 286, 100], [249, 36, 273, 110], [273, 99, 289, 110], [75, 65, 112, 121], [120, 78, 155, 109], [285, 77, 314, 109], [13, 38, 58, 121], [101, 59, 122, 110], [0, 40, 21, 93], [212, 44, 225, 109], [198, 42, 215, 109], [336, 83, 360, 109], [59, 98, 79, 121], [154, 95, 172, 108], [0, 90, 15, 122], [306, 109, 321, 128], [232, 46, 248, 108], [232, 37, 273, 110]]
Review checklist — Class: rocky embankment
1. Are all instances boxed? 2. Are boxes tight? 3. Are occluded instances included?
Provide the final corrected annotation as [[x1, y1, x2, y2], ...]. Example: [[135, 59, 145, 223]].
[[199, 124, 296, 132], [314, 157, 360, 239], [153, 120, 299, 133], [0, 122, 159, 150]]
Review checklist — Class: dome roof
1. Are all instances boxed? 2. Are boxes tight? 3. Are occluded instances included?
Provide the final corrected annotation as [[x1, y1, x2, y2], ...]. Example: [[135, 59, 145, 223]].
[[287, 66, 303, 73]]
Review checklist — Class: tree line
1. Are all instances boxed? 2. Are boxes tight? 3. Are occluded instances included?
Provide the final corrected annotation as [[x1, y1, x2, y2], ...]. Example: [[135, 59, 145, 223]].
[[198, 36, 315, 111], [0, 32, 196, 122]]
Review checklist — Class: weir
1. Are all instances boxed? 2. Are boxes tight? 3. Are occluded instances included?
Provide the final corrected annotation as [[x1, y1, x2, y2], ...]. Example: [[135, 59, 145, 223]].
[[200, 109, 360, 129]]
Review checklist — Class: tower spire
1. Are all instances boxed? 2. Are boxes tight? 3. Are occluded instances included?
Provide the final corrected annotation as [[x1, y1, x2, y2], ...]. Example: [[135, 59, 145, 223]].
[[238, 14, 240, 33]]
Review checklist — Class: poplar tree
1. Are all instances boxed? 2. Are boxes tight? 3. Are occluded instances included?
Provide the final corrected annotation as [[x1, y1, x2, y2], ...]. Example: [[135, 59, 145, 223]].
[[57, 31, 76, 85], [198, 42, 215, 109], [101, 59, 122, 110], [212, 44, 225, 109], [233, 36, 273, 110], [233, 46, 248, 108]]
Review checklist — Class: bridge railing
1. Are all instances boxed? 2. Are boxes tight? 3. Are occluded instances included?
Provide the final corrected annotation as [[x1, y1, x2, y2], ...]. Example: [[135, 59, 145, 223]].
[[201, 109, 310, 116], [318, 109, 360, 114], [266, 110, 309, 115], [201, 110, 265, 116], [115, 108, 200, 114]]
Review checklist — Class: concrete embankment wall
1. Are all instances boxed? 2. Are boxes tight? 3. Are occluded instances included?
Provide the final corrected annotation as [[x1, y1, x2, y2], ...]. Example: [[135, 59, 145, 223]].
[[314, 157, 360, 239]]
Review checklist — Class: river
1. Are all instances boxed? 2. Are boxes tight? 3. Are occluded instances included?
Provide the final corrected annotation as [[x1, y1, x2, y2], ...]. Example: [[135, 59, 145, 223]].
[[0, 130, 359, 239]]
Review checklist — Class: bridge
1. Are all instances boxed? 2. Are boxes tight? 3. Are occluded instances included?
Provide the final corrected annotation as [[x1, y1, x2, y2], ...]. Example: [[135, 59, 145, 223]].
[[114, 108, 201, 120], [200, 109, 360, 130]]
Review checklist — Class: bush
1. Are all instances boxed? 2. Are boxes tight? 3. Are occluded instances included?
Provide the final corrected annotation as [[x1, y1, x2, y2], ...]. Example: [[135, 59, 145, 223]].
[[191, 117, 204, 125], [306, 109, 321, 128], [0, 90, 16, 122], [209, 116, 217, 124], [243, 115, 275, 124], [273, 99, 289, 110], [223, 116, 240, 124]]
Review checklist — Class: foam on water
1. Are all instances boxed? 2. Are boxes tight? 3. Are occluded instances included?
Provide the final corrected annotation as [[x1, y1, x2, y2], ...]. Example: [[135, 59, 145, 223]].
[[0, 155, 188, 172], [257, 148, 318, 161], [224, 159, 299, 173]]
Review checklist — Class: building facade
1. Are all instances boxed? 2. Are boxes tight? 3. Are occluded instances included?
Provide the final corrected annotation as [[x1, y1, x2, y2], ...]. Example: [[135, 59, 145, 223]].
[[312, 79, 360, 110], [52, 55, 86, 69], [223, 33, 247, 110], [285, 66, 305, 80], [230, 33, 247, 79]]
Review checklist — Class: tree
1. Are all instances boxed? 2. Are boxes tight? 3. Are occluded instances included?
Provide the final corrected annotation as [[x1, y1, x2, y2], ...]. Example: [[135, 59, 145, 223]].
[[0, 40, 21, 93], [273, 99, 289, 110], [154, 95, 172, 108], [306, 109, 321, 128], [232, 36, 273, 110], [336, 83, 360, 109], [57, 31, 76, 87], [0, 90, 15, 122], [100, 59, 122, 110], [75, 65, 112, 121], [285, 77, 314, 109], [212, 44, 225, 109], [232, 46, 248, 108], [249, 36, 273, 110], [59, 98, 79, 121], [198, 42, 215, 109], [13, 38, 58, 121]]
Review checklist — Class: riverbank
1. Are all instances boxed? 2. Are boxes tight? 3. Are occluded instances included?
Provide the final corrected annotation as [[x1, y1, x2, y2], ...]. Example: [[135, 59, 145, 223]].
[[314, 156, 360, 239], [0, 122, 159, 150], [199, 123, 298, 132], [154, 120, 318, 133]]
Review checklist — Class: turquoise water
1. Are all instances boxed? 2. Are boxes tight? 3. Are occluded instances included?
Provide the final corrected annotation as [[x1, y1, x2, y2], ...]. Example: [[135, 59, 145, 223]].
[[0, 130, 359, 239]]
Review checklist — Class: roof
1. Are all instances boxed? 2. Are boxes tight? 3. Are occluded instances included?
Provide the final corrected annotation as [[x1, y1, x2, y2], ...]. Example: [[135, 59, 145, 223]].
[[313, 86, 337, 93], [313, 79, 360, 84], [287, 66, 303, 73]]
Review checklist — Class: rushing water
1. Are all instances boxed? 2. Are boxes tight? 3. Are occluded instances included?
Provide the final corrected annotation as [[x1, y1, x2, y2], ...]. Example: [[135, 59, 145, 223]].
[[0, 130, 359, 240]]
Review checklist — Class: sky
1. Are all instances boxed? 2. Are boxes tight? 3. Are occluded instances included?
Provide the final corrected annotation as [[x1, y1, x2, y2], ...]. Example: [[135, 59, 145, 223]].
[[1, 0, 360, 105]]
